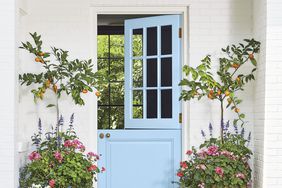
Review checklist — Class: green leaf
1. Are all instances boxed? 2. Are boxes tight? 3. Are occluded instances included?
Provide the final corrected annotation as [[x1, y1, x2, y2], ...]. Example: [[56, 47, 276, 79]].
[[46, 104, 56, 108], [250, 58, 257, 66]]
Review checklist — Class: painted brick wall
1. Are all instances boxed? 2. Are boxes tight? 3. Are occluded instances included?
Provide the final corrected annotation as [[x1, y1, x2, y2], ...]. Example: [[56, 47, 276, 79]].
[[264, 0, 282, 187], [0, 0, 16, 187], [253, 0, 267, 187]]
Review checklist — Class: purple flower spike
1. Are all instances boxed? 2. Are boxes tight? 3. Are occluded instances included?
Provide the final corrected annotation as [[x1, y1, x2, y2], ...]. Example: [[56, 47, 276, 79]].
[[201, 130, 206, 139], [209, 123, 213, 137]]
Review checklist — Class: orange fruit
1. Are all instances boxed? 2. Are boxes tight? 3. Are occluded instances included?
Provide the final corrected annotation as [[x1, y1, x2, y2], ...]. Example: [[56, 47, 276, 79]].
[[45, 80, 51, 88], [208, 93, 213, 99], [95, 91, 101, 97], [53, 84, 58, 93], [236, 77, 241, 83], [35, 57, 41, 62], [38, 52, 45, 56], [231, 63, 240, 69], [225, 90, 230, 96], [217, 90, 222, 96], [235, 108, 240, 113], [249, 53, 254, 60], [82, 89, 88, 94]]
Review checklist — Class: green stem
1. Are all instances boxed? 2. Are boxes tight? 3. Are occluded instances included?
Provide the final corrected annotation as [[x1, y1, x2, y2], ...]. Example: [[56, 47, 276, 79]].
[[220, 99, 224, 143]]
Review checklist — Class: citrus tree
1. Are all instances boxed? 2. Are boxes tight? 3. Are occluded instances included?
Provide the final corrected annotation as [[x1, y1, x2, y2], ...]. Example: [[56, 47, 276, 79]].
[[179, 39, 260, 141], [19, 32, 104, 122]]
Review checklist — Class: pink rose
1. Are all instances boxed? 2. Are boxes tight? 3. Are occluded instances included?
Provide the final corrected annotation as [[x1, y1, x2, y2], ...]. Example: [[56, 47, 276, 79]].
[[49, 179, 55, 187], [28, 151, 41, 161], [200, 164, 206, 170], [54, 151, 63, 163], [64, 140, 72, 147], [186, 150, 193, 155], [215, 167, 224, 176], [236, 173, 245, 179], [87, 152, 100, 160], [198, 182, 205, 188], [180, 161, 188, 169], [88, 164, 98, 172], [207, 145, 218, 156]]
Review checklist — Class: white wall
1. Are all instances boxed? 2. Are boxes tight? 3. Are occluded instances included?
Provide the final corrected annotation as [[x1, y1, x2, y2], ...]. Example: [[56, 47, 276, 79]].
[[264, 0, 282, 187], [19, 0, 256, 184], [253, 0, 267, 187], [0, 0, 17, 187]]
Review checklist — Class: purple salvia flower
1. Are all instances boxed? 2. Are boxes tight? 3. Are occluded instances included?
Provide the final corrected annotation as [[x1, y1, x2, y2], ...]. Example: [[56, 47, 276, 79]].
[[225, 120, 230, 132], [209, 123, 213, 137], [233, 123, 238, 134], [69, 113, 74, 128], [247, 132, 252, 146], [241, 128, 245, 138], [201, 130, 206, 139], [38, 118, 42, 135], [58, 115, 64, 128]]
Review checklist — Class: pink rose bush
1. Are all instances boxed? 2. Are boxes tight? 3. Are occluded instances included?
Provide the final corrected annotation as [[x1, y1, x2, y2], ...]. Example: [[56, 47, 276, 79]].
[[20, 115, 105, 188], [177, 123, 252, 188]]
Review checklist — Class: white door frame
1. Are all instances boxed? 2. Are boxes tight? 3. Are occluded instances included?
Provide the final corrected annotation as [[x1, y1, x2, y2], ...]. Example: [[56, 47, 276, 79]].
[[90, 5, 191, 159]]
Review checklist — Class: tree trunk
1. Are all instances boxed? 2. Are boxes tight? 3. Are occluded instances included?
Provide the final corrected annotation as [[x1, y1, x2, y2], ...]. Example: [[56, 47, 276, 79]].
[[220, 100, 224, 143]]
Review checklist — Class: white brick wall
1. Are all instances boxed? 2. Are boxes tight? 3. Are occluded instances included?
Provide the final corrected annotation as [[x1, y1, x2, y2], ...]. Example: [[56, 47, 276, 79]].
[[264, 0, 282, 187], [0, 0, 17, 187], [253, 0, 267, 187]]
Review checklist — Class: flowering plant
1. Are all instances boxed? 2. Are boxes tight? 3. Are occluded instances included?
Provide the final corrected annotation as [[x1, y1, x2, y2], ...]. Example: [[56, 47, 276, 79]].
[[177, 122, 252, 188], [19, 114, 105, 188]]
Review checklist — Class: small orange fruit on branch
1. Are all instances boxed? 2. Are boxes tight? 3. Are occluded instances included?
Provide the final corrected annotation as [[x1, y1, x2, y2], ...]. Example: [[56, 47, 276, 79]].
[[82, 89, 88, 94], [95, 91, 101, 97], [45, 80, 51, 88], [231, 63, 240, 69], [234, 108, 240, 113], [249, 53, 254, 60], [38, 52, 45, 56], [53, 84, 58, 93], [225, 90, 230, 96], [35, 57, 41, 62]]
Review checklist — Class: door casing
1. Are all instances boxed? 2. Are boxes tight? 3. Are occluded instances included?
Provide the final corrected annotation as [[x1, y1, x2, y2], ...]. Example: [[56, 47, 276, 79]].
[[90, 5, 190, 160]]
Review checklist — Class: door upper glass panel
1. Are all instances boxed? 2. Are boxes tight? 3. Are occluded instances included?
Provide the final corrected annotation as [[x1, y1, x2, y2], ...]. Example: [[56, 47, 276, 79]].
[[124, 15, 181, 129]]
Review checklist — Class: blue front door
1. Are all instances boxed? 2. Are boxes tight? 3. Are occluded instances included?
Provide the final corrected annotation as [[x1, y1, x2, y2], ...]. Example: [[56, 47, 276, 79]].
[[98, 15, 182, 188]]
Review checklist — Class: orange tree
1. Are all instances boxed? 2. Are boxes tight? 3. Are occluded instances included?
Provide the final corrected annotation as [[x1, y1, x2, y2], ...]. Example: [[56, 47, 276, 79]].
[[19, 33, 104, 122], [179, 39, 260, 141]]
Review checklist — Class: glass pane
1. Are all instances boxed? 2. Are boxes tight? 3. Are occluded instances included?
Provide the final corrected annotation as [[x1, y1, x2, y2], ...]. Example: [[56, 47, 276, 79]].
[[97, 35, 109, 58], [147, 90, 157, 118], [161, 57, 172, 87], [161, 89, 172, 118], [110, 107, 124, 129], [110, 59, 124, 81], [98, 107, 110, 129], [110, 35, 124, 58], [97, 84, 109, 105], [132, 29, 143, 57], [133, 90, 143, 119], [110, 83, 124, 105], [133, 59, 143, 88], [161, 25, 172, 55], [147, 58, 157, 87], [147, 27, 157, 56]]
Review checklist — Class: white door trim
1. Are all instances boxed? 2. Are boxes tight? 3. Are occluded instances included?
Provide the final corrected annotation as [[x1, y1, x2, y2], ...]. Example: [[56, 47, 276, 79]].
[[90, 5, 191, 159]]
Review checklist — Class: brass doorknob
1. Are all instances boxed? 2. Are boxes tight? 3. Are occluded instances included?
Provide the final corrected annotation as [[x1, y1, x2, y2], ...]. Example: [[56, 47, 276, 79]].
[[106, 133, 111, 138], [99, 133, 104, 139]]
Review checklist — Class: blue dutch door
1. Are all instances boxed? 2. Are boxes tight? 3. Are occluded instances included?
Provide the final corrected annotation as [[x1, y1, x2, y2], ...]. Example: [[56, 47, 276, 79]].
[[98, 15, 182, 188]]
